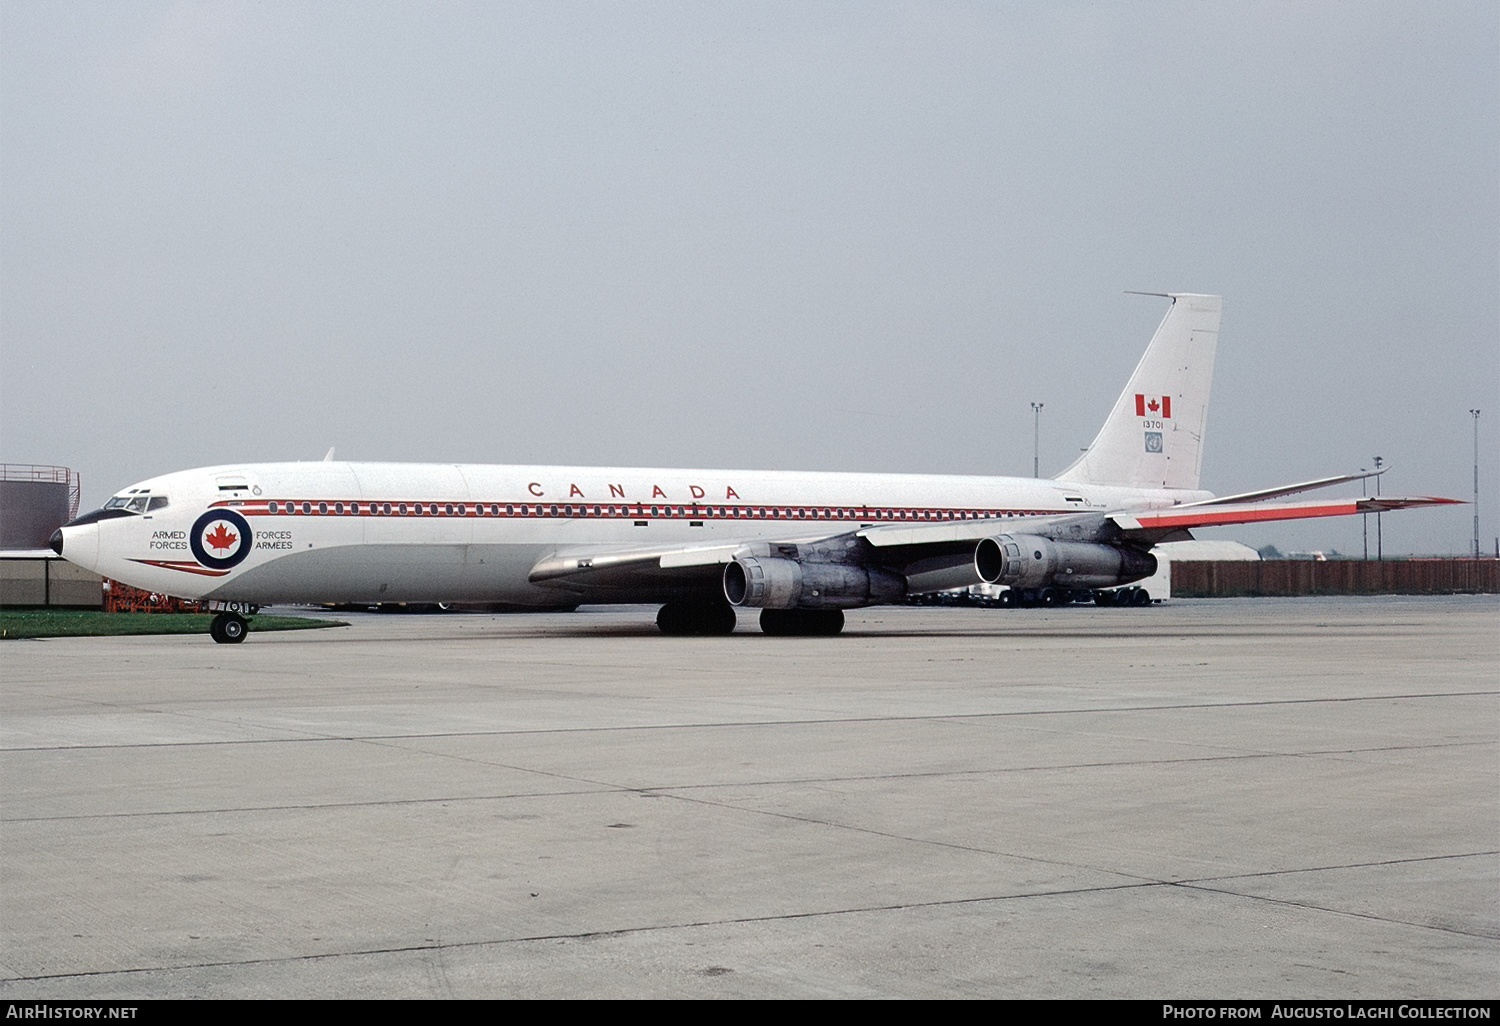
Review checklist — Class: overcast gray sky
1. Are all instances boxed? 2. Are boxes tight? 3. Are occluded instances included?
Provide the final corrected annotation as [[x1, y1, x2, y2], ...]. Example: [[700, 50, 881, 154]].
[[3, 1, 1495, 555]]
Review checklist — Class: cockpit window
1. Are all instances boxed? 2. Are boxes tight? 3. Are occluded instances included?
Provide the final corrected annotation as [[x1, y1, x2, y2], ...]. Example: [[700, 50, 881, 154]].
[[102, 493, 167, 513]]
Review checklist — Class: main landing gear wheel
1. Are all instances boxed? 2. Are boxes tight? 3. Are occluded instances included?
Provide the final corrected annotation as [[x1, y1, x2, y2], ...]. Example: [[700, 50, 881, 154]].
[[1096, 587, 1152, 608], [656, 600, 738, 636], [758, 609, 845, 636], [209, 612, 249, 644]]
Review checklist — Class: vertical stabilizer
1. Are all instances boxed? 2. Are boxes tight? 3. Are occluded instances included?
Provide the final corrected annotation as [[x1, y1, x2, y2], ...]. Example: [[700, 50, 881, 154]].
[[1056, 293, 1221, 491]]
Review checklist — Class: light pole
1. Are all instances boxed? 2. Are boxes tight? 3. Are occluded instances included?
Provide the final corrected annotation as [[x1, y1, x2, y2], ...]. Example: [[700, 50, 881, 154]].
[[1372, 455, 1383, 560], [1472, 410, 1482, 559], [1361, 468, 1368, 561], [1031, 402, 1044, 478]]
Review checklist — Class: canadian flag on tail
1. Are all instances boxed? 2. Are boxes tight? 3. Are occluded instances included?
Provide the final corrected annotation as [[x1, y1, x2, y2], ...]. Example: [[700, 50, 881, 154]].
[[1135, 394, 1171, 418]]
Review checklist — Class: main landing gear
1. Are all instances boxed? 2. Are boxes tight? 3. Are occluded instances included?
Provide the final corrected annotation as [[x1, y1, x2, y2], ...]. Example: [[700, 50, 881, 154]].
[[209, 612, 249, 644], [655, 602, 847, 636], [656, 599, 738, 636], [995, 586, 1153, 608], [758, 609, 845, 636], [1093, 586, 1153, 607]]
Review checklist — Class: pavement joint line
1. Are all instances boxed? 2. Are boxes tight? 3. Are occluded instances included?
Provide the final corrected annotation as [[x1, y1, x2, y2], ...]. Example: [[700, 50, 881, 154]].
[[0, 879, 1190, 986], [4, 741, 1487, 823], [0, 786, 628, 823], [357, 732, 1494, 787], [1177, 849, 1499, 886], [626, 790, 1500, 895], [7, 855, 1492, 987], [645, 787, 1161, 880], [4, 689, 1495, 753], [1171, 879, 1500, 941]]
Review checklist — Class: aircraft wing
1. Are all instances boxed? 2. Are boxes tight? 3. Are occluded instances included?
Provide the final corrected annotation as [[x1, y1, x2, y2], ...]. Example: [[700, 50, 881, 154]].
[[528, 517, 1064, 601], [527, 541, 764, 601], [527, 494, 1459, 601], [530, 542, 737, 579], [528, 526, 987, 600]]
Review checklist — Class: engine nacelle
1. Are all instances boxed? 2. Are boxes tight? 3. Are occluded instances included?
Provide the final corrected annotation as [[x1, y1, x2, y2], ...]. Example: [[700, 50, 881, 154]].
[[723, 556, 904, 610], [974, 534, 1157, 590]]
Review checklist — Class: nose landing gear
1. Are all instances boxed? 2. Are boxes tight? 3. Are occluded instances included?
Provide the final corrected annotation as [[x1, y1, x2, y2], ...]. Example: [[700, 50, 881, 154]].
[[209, 612, 249, 644]]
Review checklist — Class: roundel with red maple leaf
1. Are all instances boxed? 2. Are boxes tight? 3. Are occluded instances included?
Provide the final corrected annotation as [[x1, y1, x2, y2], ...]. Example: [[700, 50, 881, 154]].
[[190, 510, 253, 571]]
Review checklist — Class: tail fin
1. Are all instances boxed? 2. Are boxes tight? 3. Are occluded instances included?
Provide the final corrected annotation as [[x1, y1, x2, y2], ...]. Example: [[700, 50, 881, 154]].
[[1056, 293, 1221, 491]]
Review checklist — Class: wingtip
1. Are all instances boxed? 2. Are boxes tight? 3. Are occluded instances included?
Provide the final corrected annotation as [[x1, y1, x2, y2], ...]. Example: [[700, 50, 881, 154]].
[[1365, 495, 1466, 511]]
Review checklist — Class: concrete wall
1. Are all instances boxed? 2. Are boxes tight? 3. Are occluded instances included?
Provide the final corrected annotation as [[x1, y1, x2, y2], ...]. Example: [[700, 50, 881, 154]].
[[1171, 558, 1498, 597], [0, 558, 104, 607]]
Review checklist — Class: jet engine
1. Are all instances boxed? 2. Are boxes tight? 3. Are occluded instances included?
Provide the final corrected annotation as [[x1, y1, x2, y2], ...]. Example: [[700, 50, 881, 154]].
[[723, 556, 904, 610], [974, 534, 1156, 591]]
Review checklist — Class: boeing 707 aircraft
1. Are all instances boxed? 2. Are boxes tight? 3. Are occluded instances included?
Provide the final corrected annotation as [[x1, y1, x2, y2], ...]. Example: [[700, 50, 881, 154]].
[[50, 294, 1456, 642]]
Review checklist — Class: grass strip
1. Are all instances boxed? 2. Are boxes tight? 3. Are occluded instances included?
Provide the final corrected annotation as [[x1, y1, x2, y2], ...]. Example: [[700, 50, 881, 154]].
[[0, 610, 347, 639]]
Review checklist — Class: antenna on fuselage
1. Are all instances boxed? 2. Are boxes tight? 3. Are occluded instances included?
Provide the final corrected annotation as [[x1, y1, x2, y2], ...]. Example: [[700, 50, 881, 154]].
[[322, 447, 336, 462]]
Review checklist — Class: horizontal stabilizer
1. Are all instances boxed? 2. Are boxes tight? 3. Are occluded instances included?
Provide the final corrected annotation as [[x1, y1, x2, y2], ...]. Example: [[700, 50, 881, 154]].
[[1112, 495, 1462, 535], [1176, 468, 1389, 507]]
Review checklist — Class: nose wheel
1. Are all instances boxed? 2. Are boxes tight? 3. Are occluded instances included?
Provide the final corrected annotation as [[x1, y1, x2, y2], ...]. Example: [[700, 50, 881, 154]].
[[209, 612, 249, 644]]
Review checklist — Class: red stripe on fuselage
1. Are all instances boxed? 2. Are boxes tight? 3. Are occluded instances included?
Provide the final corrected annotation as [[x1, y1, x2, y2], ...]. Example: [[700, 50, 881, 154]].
[[209, 499, 1062, 523]]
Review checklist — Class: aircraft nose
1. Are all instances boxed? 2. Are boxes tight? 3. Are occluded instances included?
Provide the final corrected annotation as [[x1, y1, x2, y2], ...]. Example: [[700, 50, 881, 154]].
[[49, 529, 64, 556]]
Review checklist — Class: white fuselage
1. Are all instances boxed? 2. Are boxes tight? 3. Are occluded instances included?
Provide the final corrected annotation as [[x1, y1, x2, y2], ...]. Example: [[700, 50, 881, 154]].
[[60, 461, 1207, 607]]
